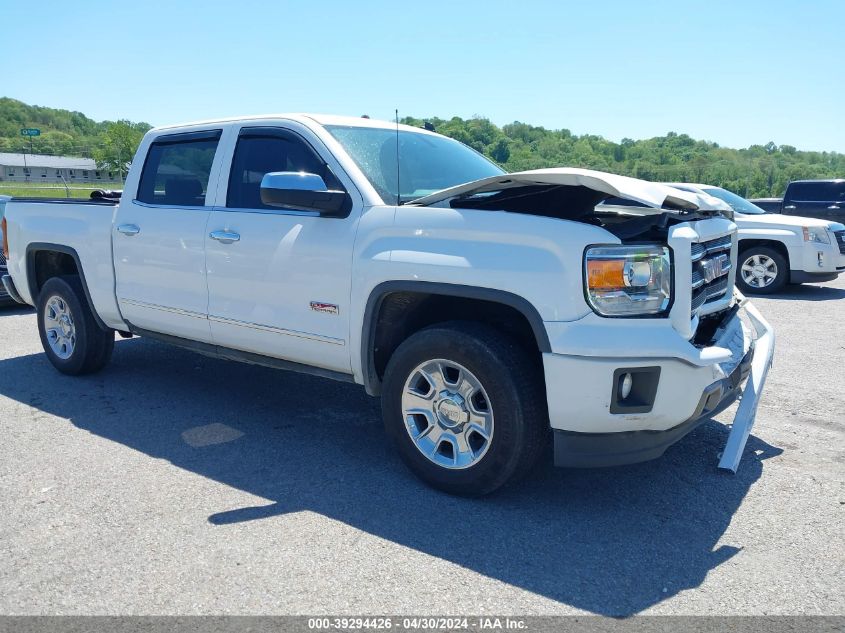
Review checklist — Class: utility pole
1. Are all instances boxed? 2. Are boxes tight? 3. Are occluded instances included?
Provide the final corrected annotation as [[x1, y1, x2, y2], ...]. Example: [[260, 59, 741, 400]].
[[59, 174, 70, 198]]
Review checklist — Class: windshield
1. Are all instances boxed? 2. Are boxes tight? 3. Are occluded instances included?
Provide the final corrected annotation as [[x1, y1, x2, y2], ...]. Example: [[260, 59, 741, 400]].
[[326, 125, 504, 204], [701, 187, 767, 215]]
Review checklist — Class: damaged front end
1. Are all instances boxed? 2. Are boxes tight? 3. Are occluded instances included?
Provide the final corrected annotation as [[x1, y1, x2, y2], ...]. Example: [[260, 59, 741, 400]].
[[411, 168, 774, 472]]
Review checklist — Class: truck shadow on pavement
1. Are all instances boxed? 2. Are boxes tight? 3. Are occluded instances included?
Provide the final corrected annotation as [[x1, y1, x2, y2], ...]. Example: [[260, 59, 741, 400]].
[[0, 337, 782, 616], [0, 305, 34, 316]]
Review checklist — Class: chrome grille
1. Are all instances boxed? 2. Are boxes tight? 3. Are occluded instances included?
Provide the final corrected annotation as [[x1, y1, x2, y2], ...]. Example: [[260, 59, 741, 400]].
[[835, 230, 845, 255], [690, 235, 732, 262], [690, 235, 733, 319]]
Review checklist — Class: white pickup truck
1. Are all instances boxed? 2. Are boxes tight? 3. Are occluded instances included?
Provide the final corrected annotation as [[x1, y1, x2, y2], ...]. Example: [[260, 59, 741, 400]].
[[1, 114, 775, 495]]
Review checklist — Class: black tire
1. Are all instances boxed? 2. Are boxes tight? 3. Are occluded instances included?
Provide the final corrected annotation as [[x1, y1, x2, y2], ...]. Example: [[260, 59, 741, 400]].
[[736, 246, 788, 295], [37, 276, 114, 375], [381, 321, 548, 496]]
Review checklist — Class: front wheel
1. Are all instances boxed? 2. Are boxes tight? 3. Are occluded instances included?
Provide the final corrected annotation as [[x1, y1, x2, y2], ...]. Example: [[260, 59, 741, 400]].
[[37, 276, 114, 375], [381, 322, 548, 496], [737, 247, 788, 294]]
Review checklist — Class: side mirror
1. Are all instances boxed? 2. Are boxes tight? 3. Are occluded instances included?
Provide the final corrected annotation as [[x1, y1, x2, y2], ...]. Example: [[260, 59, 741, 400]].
[[260, 172, 348, 215]]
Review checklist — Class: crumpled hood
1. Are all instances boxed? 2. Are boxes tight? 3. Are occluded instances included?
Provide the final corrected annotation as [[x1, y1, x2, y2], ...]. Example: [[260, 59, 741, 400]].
[[409, 167, 733, 212]]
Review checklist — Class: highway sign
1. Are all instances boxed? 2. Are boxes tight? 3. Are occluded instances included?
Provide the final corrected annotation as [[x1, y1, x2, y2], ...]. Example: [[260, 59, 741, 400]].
[[20, 128, 41, 137]]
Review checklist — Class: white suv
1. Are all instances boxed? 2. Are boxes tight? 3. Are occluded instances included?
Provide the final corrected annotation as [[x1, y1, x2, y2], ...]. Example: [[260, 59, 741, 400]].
[[668, 184, 845, 294]]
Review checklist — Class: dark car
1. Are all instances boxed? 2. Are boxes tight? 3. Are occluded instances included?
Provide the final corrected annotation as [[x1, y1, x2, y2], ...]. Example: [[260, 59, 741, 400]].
[[747, 198, 784, 214], [751, 179, 845, 224], [781, 180, 845, 224]]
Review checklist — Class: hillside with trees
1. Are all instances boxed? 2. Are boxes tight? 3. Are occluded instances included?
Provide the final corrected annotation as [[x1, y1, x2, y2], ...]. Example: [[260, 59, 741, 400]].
[[1, 98, 842, 198], [0, 98, 151, 177], [401, 116, 845, 198]]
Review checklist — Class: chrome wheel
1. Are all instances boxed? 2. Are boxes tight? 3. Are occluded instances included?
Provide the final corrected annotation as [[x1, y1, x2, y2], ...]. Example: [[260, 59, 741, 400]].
[[741, 254, 778, 288], [401, 359, 494, 469], [43, 295, 76, 360]]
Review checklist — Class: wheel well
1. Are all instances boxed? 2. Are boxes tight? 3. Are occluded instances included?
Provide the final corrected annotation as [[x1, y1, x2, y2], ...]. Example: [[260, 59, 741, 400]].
[[369, 291, 543, 391], [30, 250, 80, 296], [737, 239, 789, 266]]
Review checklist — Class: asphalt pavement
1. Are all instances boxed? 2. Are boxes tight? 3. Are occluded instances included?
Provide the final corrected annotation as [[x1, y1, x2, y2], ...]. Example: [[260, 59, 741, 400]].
[[0, 278, 842, 616]]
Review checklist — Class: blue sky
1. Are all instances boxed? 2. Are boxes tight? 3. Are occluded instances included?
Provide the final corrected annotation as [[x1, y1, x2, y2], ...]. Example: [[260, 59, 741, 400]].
[[3, 0, 844, 151]]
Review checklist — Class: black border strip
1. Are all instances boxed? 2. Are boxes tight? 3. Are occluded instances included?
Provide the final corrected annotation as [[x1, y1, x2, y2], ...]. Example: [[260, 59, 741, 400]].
[[360, 280, 551, 396]]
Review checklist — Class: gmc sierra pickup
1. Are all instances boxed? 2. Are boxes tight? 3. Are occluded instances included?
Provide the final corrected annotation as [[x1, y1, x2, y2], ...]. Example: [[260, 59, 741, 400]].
[[1, 114, 775, 495]]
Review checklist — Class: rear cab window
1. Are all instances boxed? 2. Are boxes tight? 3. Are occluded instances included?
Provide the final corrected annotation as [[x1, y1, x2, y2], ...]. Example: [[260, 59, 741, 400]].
[[137, 130, 222, 206], [786, 181, 845, 203]]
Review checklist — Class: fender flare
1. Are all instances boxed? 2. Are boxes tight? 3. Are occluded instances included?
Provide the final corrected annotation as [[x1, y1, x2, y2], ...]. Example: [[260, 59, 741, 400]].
[[360, 280, 551, 396], [25, 242, 109, 331]]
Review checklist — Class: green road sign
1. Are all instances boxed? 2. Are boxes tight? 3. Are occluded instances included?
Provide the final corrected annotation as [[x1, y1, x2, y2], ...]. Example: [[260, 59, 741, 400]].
[[20, 128, 41, 137]]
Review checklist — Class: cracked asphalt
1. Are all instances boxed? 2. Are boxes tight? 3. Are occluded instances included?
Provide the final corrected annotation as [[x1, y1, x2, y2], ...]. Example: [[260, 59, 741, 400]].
[[0, 277, 842, 616]]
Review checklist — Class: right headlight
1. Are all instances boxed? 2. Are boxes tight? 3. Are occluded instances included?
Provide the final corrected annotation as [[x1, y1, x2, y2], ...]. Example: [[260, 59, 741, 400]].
[[802, 226, 830, 244], [584, 245, 672, 317]]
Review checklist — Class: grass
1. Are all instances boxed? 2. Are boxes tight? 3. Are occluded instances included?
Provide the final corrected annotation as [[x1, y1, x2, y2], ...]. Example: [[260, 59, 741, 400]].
[[0, 181, 123, 199]]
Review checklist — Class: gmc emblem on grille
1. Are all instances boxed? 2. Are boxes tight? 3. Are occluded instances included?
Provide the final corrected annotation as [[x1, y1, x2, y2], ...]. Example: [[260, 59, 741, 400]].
[[700, 254, 729, 283]]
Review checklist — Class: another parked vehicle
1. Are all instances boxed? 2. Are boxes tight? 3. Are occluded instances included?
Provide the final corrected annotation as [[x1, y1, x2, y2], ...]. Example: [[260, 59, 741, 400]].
[[667, 185, 845, 294], [0, 195, 16, 306], [1, 114, 774, 494], [750, 179, 845, 224], [747, 198, 783, 214]]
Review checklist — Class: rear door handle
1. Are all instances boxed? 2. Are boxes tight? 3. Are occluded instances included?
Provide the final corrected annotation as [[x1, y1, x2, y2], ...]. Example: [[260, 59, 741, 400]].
[[784, 205, 797, 210], [827, 205, 840, 210], [209, 230, 240, 244], [117, 223, 140, 236]]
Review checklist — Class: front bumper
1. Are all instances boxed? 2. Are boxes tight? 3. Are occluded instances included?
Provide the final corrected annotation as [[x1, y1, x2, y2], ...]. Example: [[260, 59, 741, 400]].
[[789, 239, 845, 280], [789, 270, 840, 284], [544, 295, 775, 471]]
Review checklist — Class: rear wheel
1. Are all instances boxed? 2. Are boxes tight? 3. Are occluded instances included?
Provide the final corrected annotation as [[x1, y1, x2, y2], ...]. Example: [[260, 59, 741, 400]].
[[737, 246, 788, 294], [381, 322, 547, 496], [37, 276, 114, 375]]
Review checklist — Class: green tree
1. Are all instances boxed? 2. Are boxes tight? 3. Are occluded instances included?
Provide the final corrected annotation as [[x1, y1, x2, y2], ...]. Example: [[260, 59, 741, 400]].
[[489, 138, 511, 164], [92, 120, 149, 180]]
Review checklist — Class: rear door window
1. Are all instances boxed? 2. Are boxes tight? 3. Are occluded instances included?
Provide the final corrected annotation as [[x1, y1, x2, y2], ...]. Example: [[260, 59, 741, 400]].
[[137, 131, 222, 206]]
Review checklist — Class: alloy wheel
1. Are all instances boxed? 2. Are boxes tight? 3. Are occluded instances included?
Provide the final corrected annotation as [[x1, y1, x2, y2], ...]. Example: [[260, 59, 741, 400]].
[[401, 359, 494, 469], [741, 253, 778, 288], [43, 295, 76, 359]]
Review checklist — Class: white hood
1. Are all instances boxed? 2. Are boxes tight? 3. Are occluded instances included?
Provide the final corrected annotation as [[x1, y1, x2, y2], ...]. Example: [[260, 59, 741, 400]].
[[409, 168, 733, 212], [735, 212, 833, 230]]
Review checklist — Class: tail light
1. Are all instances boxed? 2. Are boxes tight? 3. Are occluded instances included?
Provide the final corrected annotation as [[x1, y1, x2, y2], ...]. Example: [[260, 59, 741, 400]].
[[1, 217, 8, 260]]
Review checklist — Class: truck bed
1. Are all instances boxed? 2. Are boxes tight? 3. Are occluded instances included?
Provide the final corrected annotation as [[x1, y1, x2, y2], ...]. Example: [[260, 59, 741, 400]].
[[3, 196, 123, 328]]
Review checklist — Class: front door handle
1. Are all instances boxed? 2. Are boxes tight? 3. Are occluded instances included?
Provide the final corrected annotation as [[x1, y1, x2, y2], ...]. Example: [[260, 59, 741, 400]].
[[784, 205, 797, 210], [117, 223, 140, 236], [209, 230, 241, 244], [827, 205, 840, 210]]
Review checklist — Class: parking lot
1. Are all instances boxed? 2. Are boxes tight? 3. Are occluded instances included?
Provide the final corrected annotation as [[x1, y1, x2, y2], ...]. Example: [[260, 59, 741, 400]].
[[0, 279, 842, 617]]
